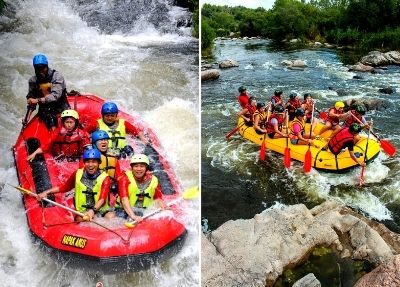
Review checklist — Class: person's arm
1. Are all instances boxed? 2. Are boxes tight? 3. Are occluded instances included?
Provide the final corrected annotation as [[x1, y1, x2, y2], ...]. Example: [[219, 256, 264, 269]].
[[253, 114, 265, 133], [153, 184, 165, 209], [125, 121, 149, 144], [37, 170, 76, 200], [27, 147, 43, 162], [118, 174, 143, 222], [238, 108, 250, 121], [272, 119, 287, 137], [349, 150, 366, 167]]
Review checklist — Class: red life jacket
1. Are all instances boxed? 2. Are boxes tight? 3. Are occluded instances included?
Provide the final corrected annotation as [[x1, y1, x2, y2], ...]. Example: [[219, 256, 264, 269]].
[[238, 94, 249, 108], [271, 95, 281, 106], [51, 127, 86, 158], [328, 127, 354, 155], [302, 100, 313, 119], [244, 104, 256, 118], [287, 99, 301, 114], [326, 107, 342, 125], [266, 114, 284, 134], [343, 110, 362, 127]]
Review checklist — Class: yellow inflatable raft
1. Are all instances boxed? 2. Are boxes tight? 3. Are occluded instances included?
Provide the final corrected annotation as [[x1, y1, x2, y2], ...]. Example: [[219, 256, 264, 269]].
[[237, 117, 381, 172]]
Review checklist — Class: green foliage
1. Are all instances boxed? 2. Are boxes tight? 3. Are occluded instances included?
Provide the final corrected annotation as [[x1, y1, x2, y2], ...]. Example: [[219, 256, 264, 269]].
[[0, 0, 5, 14], [201, 18, 215, 49]]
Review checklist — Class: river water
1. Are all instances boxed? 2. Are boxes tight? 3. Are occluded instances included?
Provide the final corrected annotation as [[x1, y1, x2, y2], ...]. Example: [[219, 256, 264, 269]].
[[202, 38, 400, 233], [0, 0, 199, 286]]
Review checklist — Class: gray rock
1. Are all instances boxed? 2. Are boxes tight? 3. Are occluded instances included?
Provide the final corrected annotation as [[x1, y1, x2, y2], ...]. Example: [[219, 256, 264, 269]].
[[349, 62, 375, 73], [378, 87, 395, 94], [201, 69, 220, 82], [219, 59, 239, 69], [354, 255, 400, 287], [292, 273, 321, 287]]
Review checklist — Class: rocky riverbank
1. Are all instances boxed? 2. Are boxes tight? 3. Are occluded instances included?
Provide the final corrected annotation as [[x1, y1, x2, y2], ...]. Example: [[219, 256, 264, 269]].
[[202, 201, 400, 287]]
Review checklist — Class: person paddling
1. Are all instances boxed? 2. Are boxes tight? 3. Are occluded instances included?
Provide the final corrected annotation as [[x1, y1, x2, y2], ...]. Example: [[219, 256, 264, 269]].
[[290, 108, 316, 146], [318, 101, 349, 135], [253, 103, 268, 134], [266, 105, 289, 139], [238, 96, 257, 126], [116, 154, 165, 222], [26, 53, 70, 130], [38, 148, 115, 221], [237, 86, 249, 108], [343, 105, 370, 129], [271, 90, 283, 111], [286, 93, 302, 121]]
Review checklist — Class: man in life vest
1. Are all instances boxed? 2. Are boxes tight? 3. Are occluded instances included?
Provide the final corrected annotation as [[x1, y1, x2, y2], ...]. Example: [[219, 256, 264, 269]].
[[26, 53, 70, 130], [38, 148, 115, 221], [318, 101, 349, 135], [253, 103, 268, 134], [328, 123, 366, 167], [238, 96, 257, 126], [237, 86, 249, 108], [86, 102, 148, 158], [27, 109, 90, 162], [290, 108, 316, 146], [343, 105, 369, 129], [271, 90, 283, 111], [116, 154, 165, 222], [301, 93, 316, 123], [285, 93, 302, 121], [266, 105, 289, 139]]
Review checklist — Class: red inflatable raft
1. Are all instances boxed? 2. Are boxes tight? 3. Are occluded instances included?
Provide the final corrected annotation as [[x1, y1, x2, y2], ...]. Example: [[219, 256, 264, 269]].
[[13, 92, 187, 271]]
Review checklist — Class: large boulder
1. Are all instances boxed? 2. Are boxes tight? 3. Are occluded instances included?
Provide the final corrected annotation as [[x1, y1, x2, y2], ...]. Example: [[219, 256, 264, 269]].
[[344, 98, 391, 111], [219, 59, 239, 69], [349, 62, 375, 73], [201, 69, 220, 82], [360, 50, 400, 66], [384, 51, 400, 65], [354, 255, 400, 287], [281, 59, 307, 70], [202, 201, 400, 287]]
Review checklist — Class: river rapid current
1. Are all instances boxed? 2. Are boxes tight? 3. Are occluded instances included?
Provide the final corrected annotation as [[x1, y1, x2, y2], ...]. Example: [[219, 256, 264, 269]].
[[202, 38, 400, 233], [0, 0, 199, 286]]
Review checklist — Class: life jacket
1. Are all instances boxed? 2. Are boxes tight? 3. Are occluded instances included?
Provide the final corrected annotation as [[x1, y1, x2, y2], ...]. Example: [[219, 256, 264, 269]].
[[238, 94, 249, 108], [326, 107, 342, 125], [271, 95, 281, 106], [253, 110, 267, 129], [51, 127, 86, 158], [99, 153, 118, 179], [343, 110, 361, 127], [244, 104, 256, 118], [287, 99, 301, 114], [266, 114, 284, 134], [97, 118, 127, 150], [74, 169, 109, 213], [125, 171, 159, 208], [290, 118, 305, 139], [328, 127, 354, 155]]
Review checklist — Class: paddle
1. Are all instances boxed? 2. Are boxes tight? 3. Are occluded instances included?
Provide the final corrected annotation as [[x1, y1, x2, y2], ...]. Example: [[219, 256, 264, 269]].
[[304, 103, 314, 173], [259, 104, 271, 161], [11, 184, 90, 221], [225, 123, 244, 140], [21, 105, 35, 131], [317, 109, 328, 121], [124, 186, 199, 228], [350, 113, 396, 157], [284, 110, 291, 168]]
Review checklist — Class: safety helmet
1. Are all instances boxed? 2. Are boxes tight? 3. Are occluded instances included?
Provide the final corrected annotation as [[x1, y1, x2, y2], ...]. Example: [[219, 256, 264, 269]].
[[295, 108, 305, 116], [130, 154, 150, 166], [91, 130, 110, 143], [61, 109, 79, 120], [238, 86, 246, 93], [101, 102, 118, 115], [355, 105, 366, 115], [349, 123, 362, 133], [289, 93, 297, 100], [256, 103, 265, 109], [334, 101, 345, 110], [274, 90, 283, 96], [32, 53, 48, 66], [83, 148, 101, 162], [275, 105, 285, 113]]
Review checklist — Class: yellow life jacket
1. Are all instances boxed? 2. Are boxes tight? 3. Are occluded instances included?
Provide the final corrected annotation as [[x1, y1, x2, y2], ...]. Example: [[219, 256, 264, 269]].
[[74, 169, 109, 213], [39, 82, 52, 96], [97, 118, 127, 149], [289, 118, 305, 139], [125, 171, 159, 208], [253, 110, 267, 129], [99, 153, 118, 179]]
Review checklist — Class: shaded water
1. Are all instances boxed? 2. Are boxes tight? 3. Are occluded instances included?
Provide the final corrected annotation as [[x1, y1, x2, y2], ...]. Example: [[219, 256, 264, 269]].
[[0, 0, 199, 286], [202, 38, 400, 231]]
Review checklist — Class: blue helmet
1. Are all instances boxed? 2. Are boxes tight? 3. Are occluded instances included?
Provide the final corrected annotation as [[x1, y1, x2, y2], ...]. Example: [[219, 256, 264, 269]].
[[91, 130, 110, 143], [83, 148, 101, 162], [32, 53, 48, 66], [101, 102, 118, 115]]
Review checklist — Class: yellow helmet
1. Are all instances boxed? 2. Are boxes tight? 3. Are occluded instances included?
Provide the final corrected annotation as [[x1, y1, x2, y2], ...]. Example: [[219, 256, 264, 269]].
[[334, 101, 345, 110], [130, 154, 149, 166], [61, 109, 79, 120]]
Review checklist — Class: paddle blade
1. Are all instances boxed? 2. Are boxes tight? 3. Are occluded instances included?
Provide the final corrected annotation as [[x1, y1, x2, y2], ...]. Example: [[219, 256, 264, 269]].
[[225, 126, 239, 140], [319, 111, 328, 121], [260, 140, 266, 161], [304, 149, 312, 173], [124, 221, 136, 228], [380, 139, 396, 157], [182, 186, 199, 200], [284, 148, 291, 168]]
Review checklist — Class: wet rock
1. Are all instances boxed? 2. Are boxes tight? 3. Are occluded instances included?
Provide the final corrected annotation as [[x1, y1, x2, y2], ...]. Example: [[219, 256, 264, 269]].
[[201, 69, 220, 82], [202, 201, 400, 287], [378, 87, 395, 94], [354, 255, 400, 287], [201, 64, 213, 70], [385, 51, 400, 65], [349, 62, 375, 73], [345, 98, 391, 111], [282, 60, 307, 70], [360, 51, 391, 66], [292, 273, 321, 287], [353, 75, 364, 80], [219, 59, 239, 69]]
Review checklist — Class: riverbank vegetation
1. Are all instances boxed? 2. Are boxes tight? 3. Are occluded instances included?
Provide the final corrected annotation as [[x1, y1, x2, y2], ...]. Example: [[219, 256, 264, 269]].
[[201, 0, 400, 53]]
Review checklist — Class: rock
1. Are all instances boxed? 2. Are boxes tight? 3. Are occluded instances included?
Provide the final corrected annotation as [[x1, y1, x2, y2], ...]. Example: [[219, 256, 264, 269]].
[[345, 98, 391, 111], [360, 51, 390, 66], [314, 41, 322, 46], [281, 60, 293, 66], [202, 201, 400, 287], [354, 255, 400, 287], [219, 59, 239, 69], [378, 87, 395, 94], [384, 51, 400, 65], [353, 75, 364, 80], [201, 64, 213, 70], [281, 60, 307, 70], [349, 62, 375, 73], [290, 38, 299, 43], [292, 273, 321, 287], [201, 69, 220, 82], [324, 43, 334, 48]]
